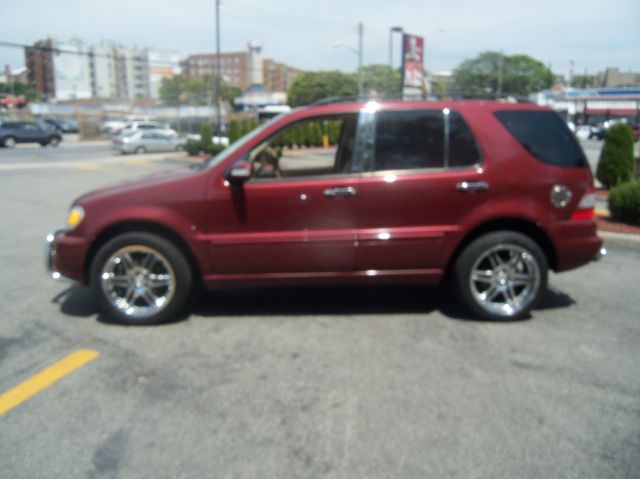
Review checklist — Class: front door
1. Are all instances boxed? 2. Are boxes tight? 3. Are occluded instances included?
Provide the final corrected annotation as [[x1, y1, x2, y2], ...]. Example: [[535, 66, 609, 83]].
[[205, 114, 360, 277]]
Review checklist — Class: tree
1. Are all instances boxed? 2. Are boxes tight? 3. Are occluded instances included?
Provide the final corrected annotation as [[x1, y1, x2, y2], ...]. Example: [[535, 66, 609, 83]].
[[453, 51, 554, 98], [429, 78, 449, 99], [287, 71, 357, 107], [0, 82, 42, 102], [359, 64, 402, 98], [596, 124, 635, 189], [159, 74, 240, 106], [572, 74, 595, 88], [159, 75, 187, 105]]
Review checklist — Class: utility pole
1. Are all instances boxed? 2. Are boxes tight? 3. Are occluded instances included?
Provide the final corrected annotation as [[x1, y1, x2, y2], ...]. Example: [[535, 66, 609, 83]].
[[215, 0, 222, 136], [496, 50, 504, 100], [357, 22, 363, 98], [388, 26, 402, 98]]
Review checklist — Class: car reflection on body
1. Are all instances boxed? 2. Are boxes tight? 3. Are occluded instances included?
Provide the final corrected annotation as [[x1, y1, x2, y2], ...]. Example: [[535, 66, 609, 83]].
[[112, 130, 184, 154]]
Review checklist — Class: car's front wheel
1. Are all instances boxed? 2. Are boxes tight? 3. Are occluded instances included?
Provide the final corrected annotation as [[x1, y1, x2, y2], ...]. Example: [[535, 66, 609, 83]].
[[453, 231, 547, 321], [90, 232, 193, 325], [49, 136, 61, 147], [3, 136, 16, 148]]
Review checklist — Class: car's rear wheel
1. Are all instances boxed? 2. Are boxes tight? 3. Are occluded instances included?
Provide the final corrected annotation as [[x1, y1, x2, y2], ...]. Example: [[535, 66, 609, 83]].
[[453, 231, 547, 321], [90, 232, 193, 325], [3, 136, 16, 148], [49, 136, 60, 147], [135, 146, 146, 154]]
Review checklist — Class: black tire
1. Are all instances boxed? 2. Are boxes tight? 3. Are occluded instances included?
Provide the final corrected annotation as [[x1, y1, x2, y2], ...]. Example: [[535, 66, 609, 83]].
[[452, 231, 548, 321], [49, 136, 61, 147], [135, 146, 146, 154], [3, 136, 16, 148], [90, 232, 193, 325]]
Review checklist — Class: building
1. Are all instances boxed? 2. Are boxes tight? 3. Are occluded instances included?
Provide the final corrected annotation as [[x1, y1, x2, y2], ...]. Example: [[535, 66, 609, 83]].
[[182, 42, 302, 93], [181, 51, 249, 90], [91, 42, 122, 99], [25, 38, 180, 101], [53, 39, 93, 100], [147, 49, 181, 100], [263, 59, 303, 93], [1, 66, 28, 85], [25, 39, 55, 99], [596, 68, 640, 88], [532, 87, 640, 123]]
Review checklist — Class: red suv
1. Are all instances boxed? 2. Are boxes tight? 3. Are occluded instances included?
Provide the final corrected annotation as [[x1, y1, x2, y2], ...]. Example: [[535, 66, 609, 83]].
[[46, 100, 604, 324]]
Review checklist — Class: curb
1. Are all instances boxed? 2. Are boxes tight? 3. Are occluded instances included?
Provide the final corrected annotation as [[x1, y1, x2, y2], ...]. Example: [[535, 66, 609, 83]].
[[598, 231, 640, 250]]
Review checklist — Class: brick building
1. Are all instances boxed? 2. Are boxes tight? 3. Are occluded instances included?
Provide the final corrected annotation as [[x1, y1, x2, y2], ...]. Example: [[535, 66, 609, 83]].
[[182, 44, 302, 93]]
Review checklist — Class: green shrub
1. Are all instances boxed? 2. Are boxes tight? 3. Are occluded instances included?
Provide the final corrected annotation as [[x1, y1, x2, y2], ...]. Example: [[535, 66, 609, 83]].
[[184, 136, 225, 156], [200, 123, 213, 149], [202, 143, 226, 155], [609, 180, 640, 225], [596, 124, 634, 188], [228, 120, 241, 144], [185, 139, 201, 156]]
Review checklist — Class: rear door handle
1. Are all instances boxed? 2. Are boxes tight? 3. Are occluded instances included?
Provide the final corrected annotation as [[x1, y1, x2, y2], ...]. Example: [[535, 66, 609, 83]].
[[457, 181, 489, 192], [324, 186, 357, 198]]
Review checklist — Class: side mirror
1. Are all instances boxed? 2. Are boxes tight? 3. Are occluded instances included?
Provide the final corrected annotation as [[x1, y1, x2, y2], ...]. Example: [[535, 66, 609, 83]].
[[226, 160, 251, 185]]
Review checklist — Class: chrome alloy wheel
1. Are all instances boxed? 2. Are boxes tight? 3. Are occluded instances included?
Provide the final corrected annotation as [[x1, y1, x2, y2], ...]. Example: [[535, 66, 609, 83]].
[[469, 244, 541, 318], [100, 245, 176, 319]]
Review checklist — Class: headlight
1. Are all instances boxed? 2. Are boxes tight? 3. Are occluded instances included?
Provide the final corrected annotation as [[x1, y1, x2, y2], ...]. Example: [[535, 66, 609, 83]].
[[66, 205, 85, 229]]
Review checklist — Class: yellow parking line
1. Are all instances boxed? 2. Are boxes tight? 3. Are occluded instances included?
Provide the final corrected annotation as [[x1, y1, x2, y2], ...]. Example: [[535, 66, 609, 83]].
[[124, 159, 153, 167], [0, 349, 99, 416], [72, 163, 103, 171]]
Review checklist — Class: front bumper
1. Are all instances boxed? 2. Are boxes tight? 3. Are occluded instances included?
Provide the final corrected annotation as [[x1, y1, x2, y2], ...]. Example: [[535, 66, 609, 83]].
[[45, 229, 89, 283], [45, 229, 67, 280]]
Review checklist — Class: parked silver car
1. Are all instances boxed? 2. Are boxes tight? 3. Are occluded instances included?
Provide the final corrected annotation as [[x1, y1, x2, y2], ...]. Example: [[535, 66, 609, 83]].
[[112, 130, 184, 154]]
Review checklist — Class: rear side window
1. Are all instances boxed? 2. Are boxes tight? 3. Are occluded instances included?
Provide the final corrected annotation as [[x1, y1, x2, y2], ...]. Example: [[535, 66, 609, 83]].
[[374, 110, 444, 170], [494, 110, 588, 167], [448, 111, 481, 167]]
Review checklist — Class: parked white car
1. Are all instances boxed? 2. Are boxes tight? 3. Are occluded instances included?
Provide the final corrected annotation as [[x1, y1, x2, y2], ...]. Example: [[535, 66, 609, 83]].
[[112, 130, 184, 154], [116, 120, 170, 137]]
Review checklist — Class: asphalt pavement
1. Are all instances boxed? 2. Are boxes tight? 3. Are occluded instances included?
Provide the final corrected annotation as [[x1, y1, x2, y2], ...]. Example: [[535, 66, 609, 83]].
[[0, 138, 639, 479]]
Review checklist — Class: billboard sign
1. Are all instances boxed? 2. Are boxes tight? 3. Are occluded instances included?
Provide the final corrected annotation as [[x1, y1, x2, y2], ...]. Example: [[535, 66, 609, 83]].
[[401, 34, 425, 92]]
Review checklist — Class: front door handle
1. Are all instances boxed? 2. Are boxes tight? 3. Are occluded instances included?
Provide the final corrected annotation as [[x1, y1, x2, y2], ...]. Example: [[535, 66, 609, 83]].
[[457, 181, 489, 192], [324, 186, 357, 198]]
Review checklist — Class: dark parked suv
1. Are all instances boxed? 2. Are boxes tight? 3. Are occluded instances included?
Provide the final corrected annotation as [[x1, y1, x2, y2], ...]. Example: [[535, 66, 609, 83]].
[[46, 100, 604, 324], [0, 121, 62, 148]]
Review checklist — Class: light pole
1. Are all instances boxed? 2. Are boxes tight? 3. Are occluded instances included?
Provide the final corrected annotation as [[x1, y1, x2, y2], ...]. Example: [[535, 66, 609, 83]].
[[388, 26, 403, 98], [215, 0, 221, 136], [334, 21, 364, 98]]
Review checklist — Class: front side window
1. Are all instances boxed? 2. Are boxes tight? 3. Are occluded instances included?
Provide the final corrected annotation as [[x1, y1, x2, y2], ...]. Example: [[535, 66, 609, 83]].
[[247, 114, 357, 180]]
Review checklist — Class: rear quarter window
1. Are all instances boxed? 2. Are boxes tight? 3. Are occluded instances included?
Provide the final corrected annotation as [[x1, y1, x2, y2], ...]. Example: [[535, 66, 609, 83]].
[[494, 110, 588, 168]]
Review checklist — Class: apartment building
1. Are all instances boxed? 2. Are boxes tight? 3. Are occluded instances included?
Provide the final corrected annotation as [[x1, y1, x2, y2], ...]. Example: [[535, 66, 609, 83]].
[[25, 38, 179, 101]]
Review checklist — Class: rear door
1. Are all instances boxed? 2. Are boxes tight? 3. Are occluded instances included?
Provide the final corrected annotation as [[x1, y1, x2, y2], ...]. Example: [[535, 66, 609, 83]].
[[354, 108, 489, 272]]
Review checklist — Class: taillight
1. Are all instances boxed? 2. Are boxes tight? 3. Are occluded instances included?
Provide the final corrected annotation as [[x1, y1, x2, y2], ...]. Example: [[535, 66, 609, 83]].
[[571, 188, 596, 220]]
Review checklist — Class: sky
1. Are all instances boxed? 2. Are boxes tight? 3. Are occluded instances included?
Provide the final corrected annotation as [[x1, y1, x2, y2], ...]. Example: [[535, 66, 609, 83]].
[[2, 0, 640, 77]]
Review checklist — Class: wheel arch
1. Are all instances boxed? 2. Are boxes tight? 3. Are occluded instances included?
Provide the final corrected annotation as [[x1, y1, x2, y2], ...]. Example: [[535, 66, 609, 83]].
[[84, 220, 202, 287], [446, 217, 557, 275]]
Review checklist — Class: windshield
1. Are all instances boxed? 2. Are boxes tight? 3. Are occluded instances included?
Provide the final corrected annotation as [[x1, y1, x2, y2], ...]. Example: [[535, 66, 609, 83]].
[[204, 114, 284, 169]]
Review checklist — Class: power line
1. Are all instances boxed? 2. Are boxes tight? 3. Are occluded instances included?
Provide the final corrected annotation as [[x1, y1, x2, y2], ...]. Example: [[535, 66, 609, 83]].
[[0, 40, 180, 68]]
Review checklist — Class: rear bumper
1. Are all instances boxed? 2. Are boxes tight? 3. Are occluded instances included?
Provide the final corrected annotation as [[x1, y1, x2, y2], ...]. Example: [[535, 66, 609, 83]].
[[45, 229, 91, 283], [543, 219, 604, 272]]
